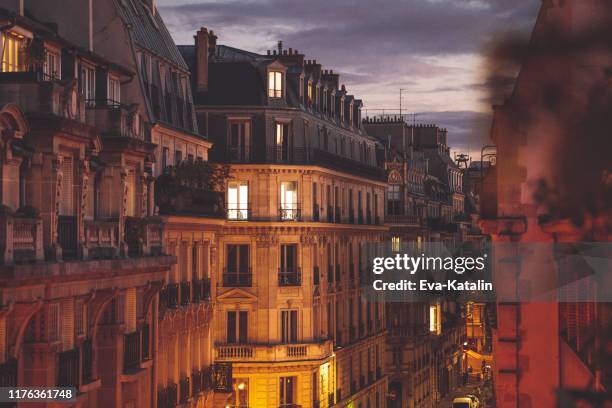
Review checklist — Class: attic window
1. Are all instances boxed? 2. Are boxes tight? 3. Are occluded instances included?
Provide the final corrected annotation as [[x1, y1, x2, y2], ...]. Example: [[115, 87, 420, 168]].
[[268, 71, 283, 98]]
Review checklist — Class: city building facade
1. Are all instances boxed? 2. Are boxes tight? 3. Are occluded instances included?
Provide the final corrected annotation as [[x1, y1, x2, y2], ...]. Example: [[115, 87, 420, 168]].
[[180, 31, 389, 408], [0, 1, 231, 407]]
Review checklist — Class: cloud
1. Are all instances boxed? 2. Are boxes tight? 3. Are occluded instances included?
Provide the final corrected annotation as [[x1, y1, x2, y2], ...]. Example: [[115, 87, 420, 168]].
[[157, 0, 539, 147]]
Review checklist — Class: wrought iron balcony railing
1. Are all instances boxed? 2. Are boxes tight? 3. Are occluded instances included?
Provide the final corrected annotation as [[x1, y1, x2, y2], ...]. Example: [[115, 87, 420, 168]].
[[279, 206, 301, 221], [223, 269, 252, 287], [278, 268, 301, 286]]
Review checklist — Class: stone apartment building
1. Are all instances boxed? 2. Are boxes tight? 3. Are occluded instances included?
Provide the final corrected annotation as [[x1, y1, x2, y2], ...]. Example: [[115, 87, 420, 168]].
[[179, 31, 389, 408], [0, 1, 231, 407]]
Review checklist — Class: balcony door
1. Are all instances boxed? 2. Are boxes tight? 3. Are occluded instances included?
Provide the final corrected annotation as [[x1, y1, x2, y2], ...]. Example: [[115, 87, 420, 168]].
[[280, 181, 298, 220], [275, 122, 290, 162], [227, 311, 248, 344], [229, 121, 250, 162], [281, 310, 298, 344], [227, 182, 249, 220], [280, 376, 297, 406]]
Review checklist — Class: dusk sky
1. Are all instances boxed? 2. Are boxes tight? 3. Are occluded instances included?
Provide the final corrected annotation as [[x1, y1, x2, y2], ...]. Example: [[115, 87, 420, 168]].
[[157, 0, 540, 156]]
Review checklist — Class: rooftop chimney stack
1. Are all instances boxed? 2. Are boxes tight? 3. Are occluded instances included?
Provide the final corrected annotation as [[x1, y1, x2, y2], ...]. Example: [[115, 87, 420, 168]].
[[195, 27, 210, 91], [277, 41, 283, 54]]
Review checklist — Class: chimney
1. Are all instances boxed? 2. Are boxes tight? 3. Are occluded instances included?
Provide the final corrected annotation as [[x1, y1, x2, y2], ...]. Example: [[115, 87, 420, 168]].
[[277, 41, 283, 54], [195, 27, 210, 91]]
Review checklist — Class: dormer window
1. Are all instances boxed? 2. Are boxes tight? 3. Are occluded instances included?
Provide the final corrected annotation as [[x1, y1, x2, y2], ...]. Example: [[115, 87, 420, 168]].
[[1, 31, 27, 73], [307, 80, 313, 105], [322, 89, 328, 112], [299, 76, 304, 102], [268, 71, 283, 98]]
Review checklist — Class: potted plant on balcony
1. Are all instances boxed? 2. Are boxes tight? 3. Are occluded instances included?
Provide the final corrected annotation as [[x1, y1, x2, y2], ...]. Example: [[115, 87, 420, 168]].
[[155, 160, 230, 217]]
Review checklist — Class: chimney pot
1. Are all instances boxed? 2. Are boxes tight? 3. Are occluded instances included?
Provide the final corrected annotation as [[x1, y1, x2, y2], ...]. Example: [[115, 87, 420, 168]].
[[283, 50, 288, 55], [195, 27, 210, 91], [277, 40, 283, 53], [289, 48, 293, 54], [267, 50, 271, 55]]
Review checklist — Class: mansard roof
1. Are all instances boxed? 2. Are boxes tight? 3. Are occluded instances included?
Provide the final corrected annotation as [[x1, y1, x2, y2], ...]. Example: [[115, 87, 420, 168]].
[[114, 0, 188, 71]]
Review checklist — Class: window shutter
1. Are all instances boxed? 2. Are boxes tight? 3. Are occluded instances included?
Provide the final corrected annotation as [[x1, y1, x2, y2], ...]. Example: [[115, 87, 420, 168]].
[[61, 299, 74, 351], [48, 303, 60, 342], [60, 157, 74, 215], [126, 288, 136, 333]]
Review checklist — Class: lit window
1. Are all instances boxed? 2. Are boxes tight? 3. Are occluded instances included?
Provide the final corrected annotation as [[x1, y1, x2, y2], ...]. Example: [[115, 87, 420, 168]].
[[429, 305, 441, 335], [108, 76, 121, 105], [307, 80, 313, 104], [43, 48, 61, 79], [1, 31, 26, 73], [228, 182, 249, 220], [280, 181, 298, 221], [233, 379, 249, 406], [268, 70, 283, 98], [391, 236, 401, 252], [125, 168, 137, 217]]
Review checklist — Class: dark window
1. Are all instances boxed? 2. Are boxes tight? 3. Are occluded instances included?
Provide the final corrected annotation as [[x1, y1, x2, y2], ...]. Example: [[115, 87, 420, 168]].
[[281, 310, 298, 343], [280, 376, 297, 405], [175, 150, 182, 164]]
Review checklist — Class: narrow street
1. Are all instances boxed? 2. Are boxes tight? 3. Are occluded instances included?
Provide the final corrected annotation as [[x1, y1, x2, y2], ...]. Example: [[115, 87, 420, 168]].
[[436, 374, 494, 408]]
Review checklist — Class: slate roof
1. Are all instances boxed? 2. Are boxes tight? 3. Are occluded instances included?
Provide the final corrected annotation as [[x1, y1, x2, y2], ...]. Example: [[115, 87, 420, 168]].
[[115, 0, 188, 71]]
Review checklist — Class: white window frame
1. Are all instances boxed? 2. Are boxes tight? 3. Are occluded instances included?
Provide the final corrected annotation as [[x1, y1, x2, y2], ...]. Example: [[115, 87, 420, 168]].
[[268, 70, 283, 98]]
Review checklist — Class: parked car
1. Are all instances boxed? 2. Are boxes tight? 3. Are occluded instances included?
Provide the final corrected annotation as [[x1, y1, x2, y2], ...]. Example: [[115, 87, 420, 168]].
[[452, 395, 480, 408]]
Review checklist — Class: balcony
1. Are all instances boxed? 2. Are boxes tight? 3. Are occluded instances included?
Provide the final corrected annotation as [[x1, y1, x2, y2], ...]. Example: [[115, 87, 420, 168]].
[[192, 278, 211, 302], [84, 219, 119, 259], [123, 331, 141, 372], [227, 207, 251, 221], [86, 99, 146, 140], [179, 376, 190, 403], [0, 72, 86, 123], [203, 363, 233, 393], [0, 210, 44, 265], [58, 215, 78, 260], [278, 268, 301, 286], [160, 283, 179, 310], [180, 281, 191, 306], [223, 270, 252, 287], [229, 146, 251, 163], [385, 214, 422, 225], [279, 205, 301, 221], [124, 216, 165, 257], [57, 348, 80, 388], [191, 370, 203, 396], [0, 358, 17, 388], [82, 339, 93, 384], [157, 383, 178, 408], [215, 340, 333, 363]]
